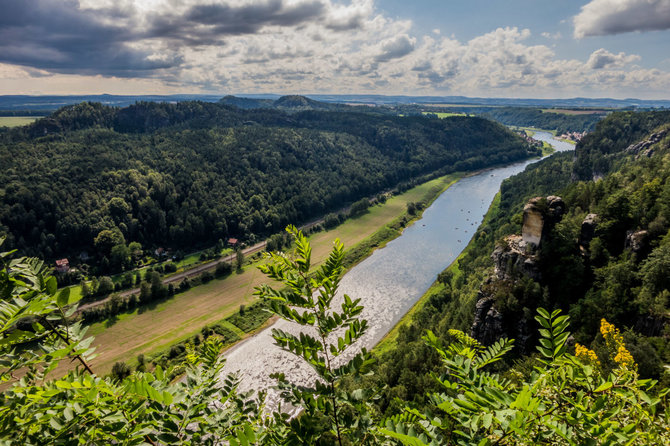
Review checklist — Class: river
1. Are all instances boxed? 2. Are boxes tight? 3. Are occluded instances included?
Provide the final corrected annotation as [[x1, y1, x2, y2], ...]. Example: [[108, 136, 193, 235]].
[[221, 132, 573, 412]]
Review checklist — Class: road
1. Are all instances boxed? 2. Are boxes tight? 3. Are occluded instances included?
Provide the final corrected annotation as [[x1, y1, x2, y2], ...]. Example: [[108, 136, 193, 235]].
[[75, 198, 371, 314], [76, 240, 267, 313]]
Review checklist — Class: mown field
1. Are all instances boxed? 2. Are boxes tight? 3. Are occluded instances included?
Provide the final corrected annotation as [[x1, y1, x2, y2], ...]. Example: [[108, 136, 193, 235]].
[[540, 108, 608, 115], [84, 172, 462, 373], [0, 116, 39, 127], [421, 111, 468, 118]]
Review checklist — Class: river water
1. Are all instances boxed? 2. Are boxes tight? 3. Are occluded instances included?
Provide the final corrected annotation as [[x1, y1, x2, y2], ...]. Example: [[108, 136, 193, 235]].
[[221, 132, 573, 412]]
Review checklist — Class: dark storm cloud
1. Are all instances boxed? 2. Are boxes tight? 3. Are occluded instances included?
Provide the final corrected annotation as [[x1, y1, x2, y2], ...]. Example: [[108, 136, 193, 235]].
[[0, 0, 180, 76], [0, 0, 332, 77], [145, 0, 327, 46]]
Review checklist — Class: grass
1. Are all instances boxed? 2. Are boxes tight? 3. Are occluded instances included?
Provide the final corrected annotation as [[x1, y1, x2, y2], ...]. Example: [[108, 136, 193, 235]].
[[541, 141, 555, 156], [509, 125, 557, 136], [421, 111, 467, 118], [81, 172, 463, 374], [540, 108, 607, 115], [0, 117, 39, 127]]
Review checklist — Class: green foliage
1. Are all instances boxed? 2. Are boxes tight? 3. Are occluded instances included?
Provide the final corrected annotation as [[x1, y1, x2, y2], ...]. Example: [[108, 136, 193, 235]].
[[255, 226, 379, 445], [370, 113, 670, 415], [381, 309, 670, 445], [0, 101, 533, 274], [473, 107, 603, 134], [0, 238, 269, 445], [573, 110, 670, 180]]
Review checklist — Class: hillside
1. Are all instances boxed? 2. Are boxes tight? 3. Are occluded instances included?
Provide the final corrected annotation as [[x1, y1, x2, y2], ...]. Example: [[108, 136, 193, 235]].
[[2, 110, 669, 445], [0, 99, 536, 274], [369, 110, 670, 413]]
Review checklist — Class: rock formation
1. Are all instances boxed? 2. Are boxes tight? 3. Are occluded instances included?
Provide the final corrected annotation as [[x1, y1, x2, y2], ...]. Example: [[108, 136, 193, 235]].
[[625, 229, 648, 255], [521, 196, 566, 249], [625, 129, 668, 158], [471, 196, 566, 350], [491, 234, 540, 282], [579, 213, 598, 254], [470, 290, 504, 346]]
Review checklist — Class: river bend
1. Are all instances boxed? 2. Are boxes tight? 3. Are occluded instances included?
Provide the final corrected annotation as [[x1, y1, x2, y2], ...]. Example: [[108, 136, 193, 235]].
[[221, 132, 573, 412]]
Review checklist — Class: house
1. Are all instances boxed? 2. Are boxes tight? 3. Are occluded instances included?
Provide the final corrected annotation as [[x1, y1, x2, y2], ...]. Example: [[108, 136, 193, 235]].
[[55, 258, 70, 273], [227, 238, 239, 247], [154, 247, 167, 257]]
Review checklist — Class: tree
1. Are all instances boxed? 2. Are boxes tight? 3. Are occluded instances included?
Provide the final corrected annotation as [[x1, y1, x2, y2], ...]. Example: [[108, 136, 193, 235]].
[[80, 279, 91, 298], [93, 228, 125, 258], [0, 238, 266, 444], [139, 280, 151, 303], [149, 271, 165, 300], [110, 361, 131, 381], [236, 248, 244, 271], [349, 197, 370, 216], [128, 241, 143, 265], [255, 226, 377, 445], [97, 276, 115, 296], [381, 309, 670, 445]]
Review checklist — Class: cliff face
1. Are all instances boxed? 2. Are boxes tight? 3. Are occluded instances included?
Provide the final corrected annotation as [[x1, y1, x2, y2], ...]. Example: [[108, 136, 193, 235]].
[[521, 195, 566, 249], [471, 196, 566, 352]]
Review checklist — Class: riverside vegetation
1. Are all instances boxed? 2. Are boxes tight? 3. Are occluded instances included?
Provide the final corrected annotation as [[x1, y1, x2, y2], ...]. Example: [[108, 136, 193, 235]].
[[1, 228, 668, 444], [1, 110, 669, 443], [0, 98, 537, 277]]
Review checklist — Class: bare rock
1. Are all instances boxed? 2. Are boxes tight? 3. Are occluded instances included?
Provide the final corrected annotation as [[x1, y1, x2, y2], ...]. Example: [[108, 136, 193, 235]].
[[579, 213, 598, 252], [625, 229, 648, 254], [470, 294, 504, 346], [625, 129, 668, 158], [492, 234, 541, 281], [522, 196, 566, 248]]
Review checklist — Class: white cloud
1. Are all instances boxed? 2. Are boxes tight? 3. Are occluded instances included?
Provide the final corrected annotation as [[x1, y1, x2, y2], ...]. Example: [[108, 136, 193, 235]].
[[1, 1, 670, 98], [574, 0, 670, 38], [587, 48, 640, 69], [541, 31, 562, 39]]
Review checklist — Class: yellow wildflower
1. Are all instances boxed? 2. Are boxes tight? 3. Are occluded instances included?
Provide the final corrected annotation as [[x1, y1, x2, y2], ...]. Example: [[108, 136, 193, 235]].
[[600, 318, 637, 371], [614, 345, 636, 370], [575, 343, 600, 367]]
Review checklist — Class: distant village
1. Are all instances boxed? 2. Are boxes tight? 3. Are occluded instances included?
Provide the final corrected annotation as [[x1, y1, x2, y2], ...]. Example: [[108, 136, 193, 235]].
[[516, 130, 543, 147], [517, 129, 587, 145], [557, 131, 587, 142]]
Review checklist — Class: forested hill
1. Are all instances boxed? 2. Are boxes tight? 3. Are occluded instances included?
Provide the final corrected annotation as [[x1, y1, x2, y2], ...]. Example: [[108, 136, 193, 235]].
[[370, 110, 670, 414], [0, 100, 536, 272]]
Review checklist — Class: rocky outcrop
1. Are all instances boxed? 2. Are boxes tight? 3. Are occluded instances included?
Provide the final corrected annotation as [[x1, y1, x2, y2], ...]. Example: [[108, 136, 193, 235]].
[[579, 213, 598, 253], [492, 234, 540, 281], [522, 196, 566, 249], [472, 196, 566, 349], [470, 292, 504, 346], [625, 229, 648, 254], [625, 129, 668, 158]]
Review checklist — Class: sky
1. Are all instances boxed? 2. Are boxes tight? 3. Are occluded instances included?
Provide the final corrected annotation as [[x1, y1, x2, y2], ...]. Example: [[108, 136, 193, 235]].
[[0, 0, 669, 99]]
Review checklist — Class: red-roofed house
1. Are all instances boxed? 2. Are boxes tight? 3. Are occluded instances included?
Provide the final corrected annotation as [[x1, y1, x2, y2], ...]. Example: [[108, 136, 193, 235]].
[[55, 258, 70, 273], [227, 238, 239, 247]]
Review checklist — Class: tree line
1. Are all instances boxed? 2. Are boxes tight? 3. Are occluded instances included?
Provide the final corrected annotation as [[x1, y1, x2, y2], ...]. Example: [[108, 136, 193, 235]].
[[359, 111, 670, 415], [0, 100, 537, 276]]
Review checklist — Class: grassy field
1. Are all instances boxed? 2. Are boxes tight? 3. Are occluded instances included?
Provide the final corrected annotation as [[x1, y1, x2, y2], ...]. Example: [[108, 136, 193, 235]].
[[83, 172, 462, 373], [0, 116, 39, 127], [540, 108, 607, 115], [421, 111, 467, 118]]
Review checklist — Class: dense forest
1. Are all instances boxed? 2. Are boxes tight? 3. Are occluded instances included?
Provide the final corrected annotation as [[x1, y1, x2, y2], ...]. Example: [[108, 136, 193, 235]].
[[1, 110, 669, 444], [367, 111, 670, 414], [0, 99, 537, 274]]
